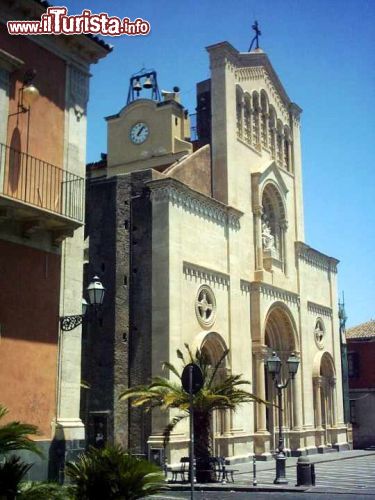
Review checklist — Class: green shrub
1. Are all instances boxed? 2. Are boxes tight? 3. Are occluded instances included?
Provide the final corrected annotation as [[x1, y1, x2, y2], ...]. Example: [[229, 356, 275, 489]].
[[0, 455, 32, 499], [65, 445, 166, 499], [17, 481, 72, 500]]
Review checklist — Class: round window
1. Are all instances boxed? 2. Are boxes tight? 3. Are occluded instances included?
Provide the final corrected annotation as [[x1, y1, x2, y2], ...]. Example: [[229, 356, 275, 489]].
[[314, 319, 325, 349], [195, 285, 216, 328]]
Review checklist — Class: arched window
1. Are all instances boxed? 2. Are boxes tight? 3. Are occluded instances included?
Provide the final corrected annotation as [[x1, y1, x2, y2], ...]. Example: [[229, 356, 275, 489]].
[[269, 107, 276, 159], [283, 126, 291, 171], [244, 94, 251, 144], [276, 120, 283, 166], [252, 92, 260, 148], [260, 91, 268, 149], [236, 86, 243, 139]]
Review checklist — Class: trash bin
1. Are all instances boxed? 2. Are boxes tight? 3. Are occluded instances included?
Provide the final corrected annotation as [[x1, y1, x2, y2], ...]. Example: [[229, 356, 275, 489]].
[[296, 456, 315, 486]]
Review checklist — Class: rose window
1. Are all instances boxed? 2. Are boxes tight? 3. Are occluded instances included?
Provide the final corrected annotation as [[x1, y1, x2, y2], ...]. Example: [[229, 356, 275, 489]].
[[195, 285, 216, 328], [314, 319, 325, 349]]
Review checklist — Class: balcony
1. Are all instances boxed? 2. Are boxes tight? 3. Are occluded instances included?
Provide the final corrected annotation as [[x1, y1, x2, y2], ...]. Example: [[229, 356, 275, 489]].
[[0, 142, 84, 240]]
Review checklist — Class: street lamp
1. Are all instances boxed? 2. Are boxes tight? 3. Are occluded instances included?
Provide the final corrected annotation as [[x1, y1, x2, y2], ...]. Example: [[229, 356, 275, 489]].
[[266, 351, 300, 484], [60, 276, 105, 331]]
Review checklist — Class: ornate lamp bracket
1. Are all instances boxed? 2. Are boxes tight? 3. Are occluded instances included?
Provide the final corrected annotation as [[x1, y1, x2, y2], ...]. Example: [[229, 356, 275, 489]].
[[60, 315, 84, 332]]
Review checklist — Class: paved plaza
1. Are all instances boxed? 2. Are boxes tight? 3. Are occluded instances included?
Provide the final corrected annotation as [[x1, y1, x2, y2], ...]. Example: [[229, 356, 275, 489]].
[[156, 450, 375, 498]]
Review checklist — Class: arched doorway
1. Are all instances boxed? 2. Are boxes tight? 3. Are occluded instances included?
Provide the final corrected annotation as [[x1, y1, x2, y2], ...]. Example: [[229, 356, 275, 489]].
[[197, 332, 229, 457], [263, 304, 299, 452], [313, 352, 337, 449]]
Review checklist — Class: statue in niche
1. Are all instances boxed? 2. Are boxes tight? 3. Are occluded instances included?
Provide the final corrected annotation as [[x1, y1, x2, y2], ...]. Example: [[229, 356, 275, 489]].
[[262, 218, 276, 252]]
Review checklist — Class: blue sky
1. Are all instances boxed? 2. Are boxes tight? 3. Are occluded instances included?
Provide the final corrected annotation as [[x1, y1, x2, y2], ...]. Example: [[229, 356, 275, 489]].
[[64, 0, 375, 327]]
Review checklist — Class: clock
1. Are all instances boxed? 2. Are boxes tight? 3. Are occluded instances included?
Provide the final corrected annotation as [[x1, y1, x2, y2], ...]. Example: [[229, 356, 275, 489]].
[[130, 122, 149, 145]]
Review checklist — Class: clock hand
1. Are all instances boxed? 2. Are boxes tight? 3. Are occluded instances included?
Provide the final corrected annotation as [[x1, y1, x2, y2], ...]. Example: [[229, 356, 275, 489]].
[[137, 126, 145, 137]]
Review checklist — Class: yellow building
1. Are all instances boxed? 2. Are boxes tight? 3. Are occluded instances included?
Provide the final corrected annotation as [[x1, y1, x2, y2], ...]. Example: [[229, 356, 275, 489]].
[[85, 41, 350, 463]]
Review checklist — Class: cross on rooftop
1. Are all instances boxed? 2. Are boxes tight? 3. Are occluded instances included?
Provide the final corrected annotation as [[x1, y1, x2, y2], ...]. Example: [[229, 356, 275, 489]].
[[249, 20, 261, 52]]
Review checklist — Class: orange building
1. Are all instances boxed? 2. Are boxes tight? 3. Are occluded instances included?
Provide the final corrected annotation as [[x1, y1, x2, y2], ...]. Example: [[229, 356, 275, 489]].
[[0, 0, 110, 479], [346, 321, 375, 449]]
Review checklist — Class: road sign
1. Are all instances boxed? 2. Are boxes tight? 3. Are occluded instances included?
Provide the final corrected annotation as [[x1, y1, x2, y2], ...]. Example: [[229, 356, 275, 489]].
[[181, 363, 204, 394]]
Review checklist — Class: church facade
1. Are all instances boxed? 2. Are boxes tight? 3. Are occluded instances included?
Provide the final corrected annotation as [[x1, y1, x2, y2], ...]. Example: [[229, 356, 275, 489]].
[[85, 41, 350, 462]]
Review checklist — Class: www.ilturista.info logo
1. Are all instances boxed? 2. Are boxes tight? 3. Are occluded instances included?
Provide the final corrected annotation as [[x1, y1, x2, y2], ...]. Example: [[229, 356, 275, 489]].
[[7, 7, 151, 36]]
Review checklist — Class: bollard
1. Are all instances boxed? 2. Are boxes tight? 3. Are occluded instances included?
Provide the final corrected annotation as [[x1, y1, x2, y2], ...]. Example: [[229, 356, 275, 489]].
[[296, 456, 315, 486], [252, 455, 257, 486]]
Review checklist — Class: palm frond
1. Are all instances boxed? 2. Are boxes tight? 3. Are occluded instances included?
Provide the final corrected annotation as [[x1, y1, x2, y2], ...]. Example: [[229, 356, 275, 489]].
[[176, 349, 185, 363], [163, 413, 188, 447], [184, 343, 195, 364], [162, 361, 181, 380], [0, 405, 9, 420], [0, 421, 42, 457], [206, 348, 230, 388]]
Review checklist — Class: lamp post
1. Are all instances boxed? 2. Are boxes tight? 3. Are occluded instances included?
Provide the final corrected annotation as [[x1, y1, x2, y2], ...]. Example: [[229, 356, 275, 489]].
[[266, 351, 300, 484], [60, 276, 105, 331]]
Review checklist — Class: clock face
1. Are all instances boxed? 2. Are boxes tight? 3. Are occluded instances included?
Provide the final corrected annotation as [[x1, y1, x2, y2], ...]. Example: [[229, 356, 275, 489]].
[[130, 122, 149, 145]]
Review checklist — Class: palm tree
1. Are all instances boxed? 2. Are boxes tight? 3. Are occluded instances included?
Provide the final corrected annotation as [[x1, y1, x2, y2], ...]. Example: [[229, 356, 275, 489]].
[[0, 404, 43, 499], [119, 345, 267, 482], [0, 405, 41, 457]]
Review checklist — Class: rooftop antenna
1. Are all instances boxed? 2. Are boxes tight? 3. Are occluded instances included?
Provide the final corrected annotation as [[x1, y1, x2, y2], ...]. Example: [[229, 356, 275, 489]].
[[248, 20, 261, 52]]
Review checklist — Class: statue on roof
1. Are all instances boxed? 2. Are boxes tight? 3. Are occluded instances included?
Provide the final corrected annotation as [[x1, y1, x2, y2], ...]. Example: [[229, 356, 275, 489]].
[[249, 20, 261, 52]]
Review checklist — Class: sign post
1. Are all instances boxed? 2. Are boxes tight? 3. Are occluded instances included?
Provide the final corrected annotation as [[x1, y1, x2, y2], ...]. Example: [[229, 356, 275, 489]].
[[181, 363, 204, 500]]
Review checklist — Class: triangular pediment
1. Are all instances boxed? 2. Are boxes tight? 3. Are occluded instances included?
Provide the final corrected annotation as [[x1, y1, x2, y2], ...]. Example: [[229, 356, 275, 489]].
[[237, 50, 291, 109], [259, 161, 289, 196], [207, 42, 302, 121]]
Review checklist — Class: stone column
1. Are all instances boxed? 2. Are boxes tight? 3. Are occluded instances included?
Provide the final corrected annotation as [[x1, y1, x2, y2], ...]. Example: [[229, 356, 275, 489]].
[[254, 346, 269, 433], [313, 377, 323, 430], [280, 219, 288, 276], [292, 360, 303, 431], [254, 206, 263, 271], [237, 96, 244, 140], [330, 377, 337, 427]]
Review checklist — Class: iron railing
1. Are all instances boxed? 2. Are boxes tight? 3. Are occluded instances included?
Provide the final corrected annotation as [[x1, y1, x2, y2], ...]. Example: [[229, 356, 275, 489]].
[[0, 142, 84, 222]]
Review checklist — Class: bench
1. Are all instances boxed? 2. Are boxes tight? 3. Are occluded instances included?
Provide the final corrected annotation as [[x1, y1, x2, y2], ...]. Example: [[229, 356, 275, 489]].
[[170, 456, 238, 483]]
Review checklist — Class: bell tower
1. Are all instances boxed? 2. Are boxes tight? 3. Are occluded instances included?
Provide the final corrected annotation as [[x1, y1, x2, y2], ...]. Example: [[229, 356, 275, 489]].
[[202, 41, 305, 244], [106, 70, 192, 177]]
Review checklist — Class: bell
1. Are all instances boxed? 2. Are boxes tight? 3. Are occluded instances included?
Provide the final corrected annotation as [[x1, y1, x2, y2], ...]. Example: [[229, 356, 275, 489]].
[[143, 75, 153, 89], [133, 79, 142, 92]]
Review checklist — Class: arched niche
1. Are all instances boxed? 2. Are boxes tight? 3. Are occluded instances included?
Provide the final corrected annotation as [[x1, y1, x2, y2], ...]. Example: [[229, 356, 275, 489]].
[[312, 351, 338, 441], [261, 182, 287, 268], [192, 331, 230, 452]]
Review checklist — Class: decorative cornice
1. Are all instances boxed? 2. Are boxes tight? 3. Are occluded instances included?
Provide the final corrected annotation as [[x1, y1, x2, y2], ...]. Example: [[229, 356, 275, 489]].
[[296, 242, 339, 273], [250, 282, 300, 307], [235, 66, 289, 122], [147, 177, 243, 229], [240, 279, 252, 293], [252, 344, 270, 360], [307, 301, 333, 318], [0, 49, 24, 73], [183, 261, 230, 288]]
